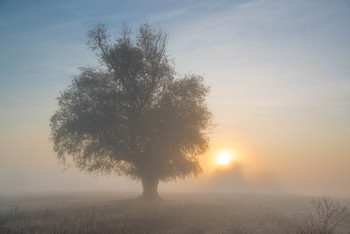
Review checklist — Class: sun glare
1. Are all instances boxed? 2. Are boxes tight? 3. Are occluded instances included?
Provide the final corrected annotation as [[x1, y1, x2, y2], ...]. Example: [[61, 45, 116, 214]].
[[217, 151, 234, 166]]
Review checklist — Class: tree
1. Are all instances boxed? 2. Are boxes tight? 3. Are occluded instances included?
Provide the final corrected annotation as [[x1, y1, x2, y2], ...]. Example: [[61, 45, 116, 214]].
[[309, 196, 347, 234], [50, 23, 212, 201]]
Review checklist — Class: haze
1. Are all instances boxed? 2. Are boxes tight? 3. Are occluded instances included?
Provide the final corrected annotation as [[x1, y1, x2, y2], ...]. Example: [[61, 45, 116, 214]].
[[1, 0, 349, 197]]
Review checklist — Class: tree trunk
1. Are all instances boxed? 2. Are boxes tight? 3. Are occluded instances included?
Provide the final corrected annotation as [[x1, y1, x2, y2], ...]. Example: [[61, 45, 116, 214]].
[[137, 177, 161, 201]]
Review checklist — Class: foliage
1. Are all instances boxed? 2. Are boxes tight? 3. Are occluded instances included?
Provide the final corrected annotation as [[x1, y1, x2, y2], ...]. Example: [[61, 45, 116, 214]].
[[50, 23, 211, 188]]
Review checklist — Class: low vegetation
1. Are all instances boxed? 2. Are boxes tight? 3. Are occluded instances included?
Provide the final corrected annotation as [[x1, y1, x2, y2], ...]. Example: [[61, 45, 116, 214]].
[[0, 193, 348, 233]]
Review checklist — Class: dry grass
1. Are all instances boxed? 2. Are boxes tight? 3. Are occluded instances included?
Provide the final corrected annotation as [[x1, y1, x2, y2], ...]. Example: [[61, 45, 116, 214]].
[[0, 192, 349, 234]]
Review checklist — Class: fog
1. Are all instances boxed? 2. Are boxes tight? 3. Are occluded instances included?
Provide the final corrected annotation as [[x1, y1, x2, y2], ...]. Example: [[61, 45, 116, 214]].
[[1, 0, 350, 200], [0, 125, 349, 197]]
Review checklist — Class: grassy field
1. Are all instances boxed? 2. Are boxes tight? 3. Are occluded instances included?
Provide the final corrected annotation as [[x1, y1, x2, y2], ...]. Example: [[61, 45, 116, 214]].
[[0, 192, 349, 233]]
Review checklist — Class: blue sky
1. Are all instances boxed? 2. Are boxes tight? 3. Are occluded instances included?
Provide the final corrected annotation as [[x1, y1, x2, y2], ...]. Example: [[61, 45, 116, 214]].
[[1, 0, 350, 195]]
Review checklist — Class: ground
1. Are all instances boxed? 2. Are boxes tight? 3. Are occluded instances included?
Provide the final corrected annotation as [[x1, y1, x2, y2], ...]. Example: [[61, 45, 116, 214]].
[[0, 192, 349, 233]]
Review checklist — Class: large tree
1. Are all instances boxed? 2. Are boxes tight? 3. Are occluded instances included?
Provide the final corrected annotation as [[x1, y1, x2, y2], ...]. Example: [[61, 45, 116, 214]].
[[50, 23, 211, 200]]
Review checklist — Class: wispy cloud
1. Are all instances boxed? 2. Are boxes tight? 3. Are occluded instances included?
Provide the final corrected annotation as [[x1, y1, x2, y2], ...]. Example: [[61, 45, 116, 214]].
[[149, 7, 192, 23]]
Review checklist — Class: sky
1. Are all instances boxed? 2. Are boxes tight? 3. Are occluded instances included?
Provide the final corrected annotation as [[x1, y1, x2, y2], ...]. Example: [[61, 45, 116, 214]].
[[1, 0, 350, 197]]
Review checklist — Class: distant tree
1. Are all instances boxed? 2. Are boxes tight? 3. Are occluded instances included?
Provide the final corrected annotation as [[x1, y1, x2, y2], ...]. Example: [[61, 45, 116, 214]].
[[309, 196, 347, 234], [50, 23, 212, 200]]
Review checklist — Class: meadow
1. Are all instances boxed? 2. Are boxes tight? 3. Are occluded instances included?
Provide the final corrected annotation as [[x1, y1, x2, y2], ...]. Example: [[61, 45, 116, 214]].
[[0, 192, 349, 234]]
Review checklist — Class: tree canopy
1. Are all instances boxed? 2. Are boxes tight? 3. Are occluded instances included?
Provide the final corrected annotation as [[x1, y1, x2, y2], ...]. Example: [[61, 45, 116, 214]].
[[50, 23, 212, 200]]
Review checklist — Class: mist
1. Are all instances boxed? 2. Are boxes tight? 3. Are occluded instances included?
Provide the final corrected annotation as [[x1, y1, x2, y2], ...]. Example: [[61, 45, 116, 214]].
[[1, 0, 350, 232]]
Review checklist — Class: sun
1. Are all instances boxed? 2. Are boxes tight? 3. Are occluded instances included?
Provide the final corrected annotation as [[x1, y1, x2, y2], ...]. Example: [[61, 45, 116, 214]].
[[216, 151, 234, 166]]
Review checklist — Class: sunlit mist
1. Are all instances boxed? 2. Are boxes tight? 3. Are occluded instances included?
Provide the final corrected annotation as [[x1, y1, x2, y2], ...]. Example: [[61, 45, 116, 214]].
[[1, 0, 350, 232], [1, 0, 350, 200], [216, 151, 234, 166]]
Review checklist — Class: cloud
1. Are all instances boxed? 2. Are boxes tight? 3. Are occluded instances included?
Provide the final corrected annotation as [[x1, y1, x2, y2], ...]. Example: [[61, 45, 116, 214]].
[[149, 7, 191, 23]]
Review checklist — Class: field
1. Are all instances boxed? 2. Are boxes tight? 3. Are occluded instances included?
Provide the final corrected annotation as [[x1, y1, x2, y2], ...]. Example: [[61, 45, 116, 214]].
[[0, 192, 349, 233]]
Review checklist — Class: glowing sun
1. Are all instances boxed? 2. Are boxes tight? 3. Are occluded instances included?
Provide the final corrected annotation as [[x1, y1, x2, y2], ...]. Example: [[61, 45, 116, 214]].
[[216, 151, 234, 166]]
